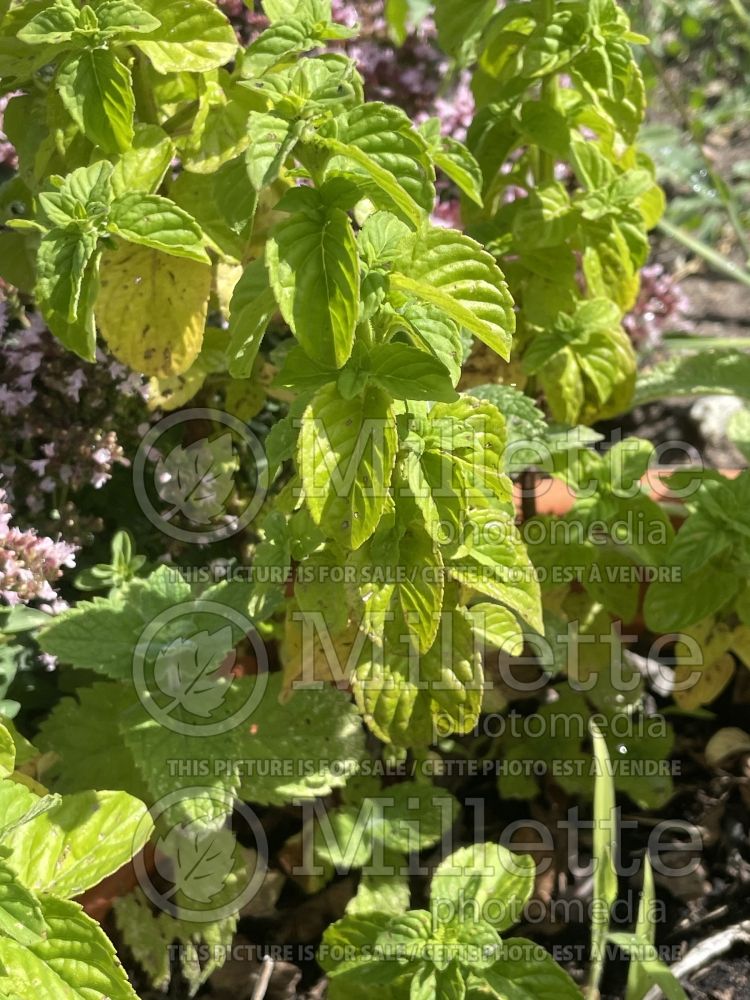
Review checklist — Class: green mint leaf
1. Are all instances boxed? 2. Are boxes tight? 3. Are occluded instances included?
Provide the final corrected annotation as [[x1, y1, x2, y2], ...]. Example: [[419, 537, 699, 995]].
[[375, 783, 459, 854], [114, 887, 239, 996], [121, 713, 243, 830], [426, 130, 484, 206], [111, 123, 175, 196], [367, 343, 459, 402], [181, 80, 250, 175], [513, 182, 577, 249], [267, 203, 360, 369], [644, 566, 740, 633], [469, 939, 584, 999], [274, 345, 337, 392], [16, 0, 80, 45], [634, 348, 750, 407], [0, 895, 140, 1000], [391, 228, 515, 360], [464, 602, 523, 655], [434, 0, 495, 61], [396, 524, 444, 654], [36, 682, 145, 797], [36, 229, 98, 324], [357, 210, 411, 267], [523, 300, 636, 424], [95, 0, 161, 37], [108, 192, 209, 263], [319, 911, 394, 980], [38, 567, 192, 679], [400, 300, 463, 385], [263, 0, 332, 21], [451, 507, 543, 634], [354, 609, 482, 746], [243, 18, 318, 77], [520, 100, 571, 158], [37, 161, 114, 230], [61, 160, 114, 212], [57, 48, 135, 153], [237, 674, 366, 805], [0, 726, 13, 779], [466, 384, 548, 474], [1, 789, 153, 898], [0, 856, 45, 946], [227, 257, 277, 378], [37, 190, 84, 228], [430, 395, 510, 504], [135, 0, 237, 73], [346, 861, 410, 917], [430, 842, 535, 932], [299, 382, 397, 549], [245, 113, 300, 191], [320, 103, 435, 226], [43, 255, 100, 362]]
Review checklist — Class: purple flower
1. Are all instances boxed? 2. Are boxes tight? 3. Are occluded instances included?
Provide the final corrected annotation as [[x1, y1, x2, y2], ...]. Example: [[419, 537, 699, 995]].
[[64, 369, 87, 402]]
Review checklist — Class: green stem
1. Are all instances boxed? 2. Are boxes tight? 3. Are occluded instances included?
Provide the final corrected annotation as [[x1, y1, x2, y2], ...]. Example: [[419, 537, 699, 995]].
[[728, 0, 750, 29], [658, 218, 750, 288], [538, 74, 558, 185]]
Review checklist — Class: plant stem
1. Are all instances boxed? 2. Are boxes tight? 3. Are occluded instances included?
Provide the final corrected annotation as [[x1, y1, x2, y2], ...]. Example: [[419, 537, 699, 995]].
[[727, 0, 750, 30], [538, 74, 558, 185], [658, 218, 750, 288]]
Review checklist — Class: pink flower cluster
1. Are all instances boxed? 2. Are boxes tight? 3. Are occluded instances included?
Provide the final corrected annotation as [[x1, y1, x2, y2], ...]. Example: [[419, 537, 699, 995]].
[[0, 489, 76, 606], [0, 94, 17, 169], [0, 301, 151, 543], [624, 263, 692, 347]]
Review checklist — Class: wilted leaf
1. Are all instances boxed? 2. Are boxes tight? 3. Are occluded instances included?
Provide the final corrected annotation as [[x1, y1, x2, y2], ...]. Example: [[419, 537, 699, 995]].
[[705, 727, 750, 769], [96, 243, 211, 376]]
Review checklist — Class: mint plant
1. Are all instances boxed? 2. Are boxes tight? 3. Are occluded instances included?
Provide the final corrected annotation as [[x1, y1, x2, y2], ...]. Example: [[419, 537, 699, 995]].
[[0, 720, 151, 998], [644, 470, 750, 631], [321, 841, 582, 999], [441, 0, 662, 424], [0, 0, 736, 996]]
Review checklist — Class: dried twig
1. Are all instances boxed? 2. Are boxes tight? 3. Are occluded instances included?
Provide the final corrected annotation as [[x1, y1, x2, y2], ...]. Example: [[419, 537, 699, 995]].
[[643, 919, 750, 1000], [251, 956, 275, 1000]]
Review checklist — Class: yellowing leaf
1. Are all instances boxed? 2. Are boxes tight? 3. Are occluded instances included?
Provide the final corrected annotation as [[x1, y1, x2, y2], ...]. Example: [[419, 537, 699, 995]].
[[674, 653, 735, 710], [96, 244, 211, 376], [731, 624, 750, 668], [281, 611, 362, 694]]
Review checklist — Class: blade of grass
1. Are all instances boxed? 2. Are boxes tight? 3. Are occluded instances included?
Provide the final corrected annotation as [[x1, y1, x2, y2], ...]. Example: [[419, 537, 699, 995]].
[[657, 219, 750, 288], [589, 722, 618, 998]]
